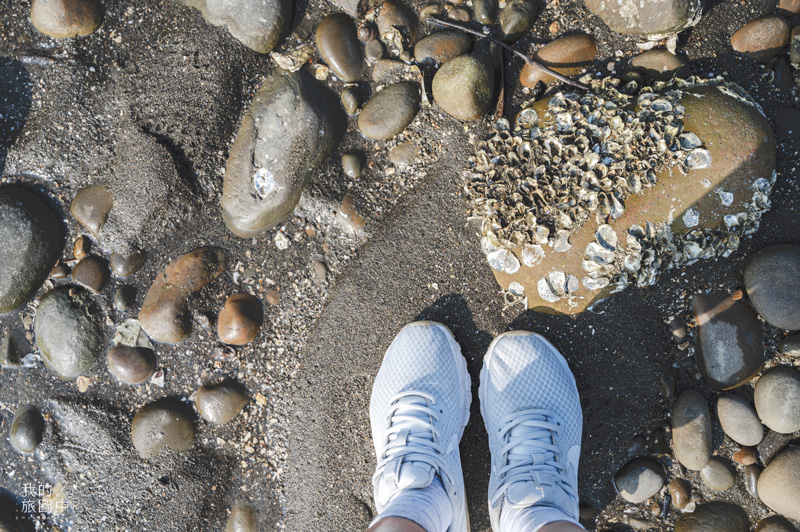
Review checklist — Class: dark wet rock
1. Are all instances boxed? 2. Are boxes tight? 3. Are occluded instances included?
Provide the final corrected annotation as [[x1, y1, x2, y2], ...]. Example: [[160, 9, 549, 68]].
[[176, 0, 291, 54], [716, 394, 764, 446], [791, 27, 800, 67], [758, 446, 800, 520], [365, 39, 384, 63], [35, 287, 104, 380], [30, 0, 103, 38], [71, 256, 109, 294], [358, 22, 378, 42], [474, 0, 499, 24], [10, 404, 45, 454], [342, 153, 363, 178], [754, 365, 800, 434], [584, 0, 702, 38], [196, 380, 248, 425], [70, 185, 112, 238], [131, 399, 195, 459], [377, 0, 418, 46], [139, 247, 226, 344], [0, 185, 64, 314], [389, 141, 417, 167], [628, 49, 691, 81], [773, 56, 793, 92], [731, 16, 791, 63], [109, 249, 146, 277], [341, 87, 360, 115], [313, 261, 328, 284], [50, 263, 69, 280], [745, 464, 761, 498], [672, 389, 713, 471], [779, 333, 800, 357], [519, 34, 597, 88], [756, 516, 799, 532], [758, 430, 792, 465], [744, 245, 800, 330], [700, 457, 736, 491], [414, 31, 472, 67], [447, 7, 471, 22], [114, 285, 136, 311], [675, 501, 750, 532], [217, 293, 262, 346], [733, 446, 758, 465], [432, 55, 493, 121], [107, 346, 156, 384], [499, 0, 539, 42], [316, 14, 365, 82], [669, 478, 691, 509], [0, 332, 22, 369], [0, 493, 33, 532], [613, 458, 665, 503], [692, 293, 765, 389], [226, 499, 258, 532], [222, 70, 345, 237], [358, 82, 420, 140], [72, 235, 89, 259]]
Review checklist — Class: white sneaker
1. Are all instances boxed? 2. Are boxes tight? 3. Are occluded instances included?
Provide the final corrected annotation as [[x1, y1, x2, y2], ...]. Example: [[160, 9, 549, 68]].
[[479, 331, 583, 531], [370, 321, 472, 532]]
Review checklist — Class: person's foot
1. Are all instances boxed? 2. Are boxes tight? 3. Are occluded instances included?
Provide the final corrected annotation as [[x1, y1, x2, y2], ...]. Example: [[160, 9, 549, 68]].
[[479, 331, 583, 531], [370, 321, 472, 532]]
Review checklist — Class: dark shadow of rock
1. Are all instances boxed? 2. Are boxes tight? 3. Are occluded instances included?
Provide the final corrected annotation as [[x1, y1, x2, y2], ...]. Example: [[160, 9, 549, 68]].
[[0, 58, 32, 176]]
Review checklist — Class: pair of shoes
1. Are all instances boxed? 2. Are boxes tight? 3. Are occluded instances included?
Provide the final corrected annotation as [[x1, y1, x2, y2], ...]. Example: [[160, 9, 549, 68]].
[[369, 321, 583, 532]]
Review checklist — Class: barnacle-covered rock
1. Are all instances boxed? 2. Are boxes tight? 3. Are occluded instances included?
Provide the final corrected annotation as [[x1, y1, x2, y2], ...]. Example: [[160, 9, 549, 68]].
[[464, 76, 775, 314]]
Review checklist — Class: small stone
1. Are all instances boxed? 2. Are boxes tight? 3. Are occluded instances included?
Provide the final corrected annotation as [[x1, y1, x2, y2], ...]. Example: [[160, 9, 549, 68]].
[[744, 245, 800, 330], [313, 261, 328, 284], [669, 317, 687, 344], [447, 7, 470, 22], [76, 375, 91, 392], [700, 457, 736, 491], [371, 59, 409, 83], [779, 0, 800, 15], [196, 380, 248, 425], [693, 293, 765, 390], [669, 478, 691, 509], [341, 87, 361, 115], [675, 502, 749, 532], [756, 516, 799, 532], [519, 34, 597, 88], [50, 263, 69, 280], [754, 365, 800, 434], [316, 14, 366, 82], [779, 333, 800, 357], [758, 430, 793, 465], [715, 394, 764, 446], [109, 249, 146, 277], [342, 153, 363, 178], [9, 404, 45, 454], [420, 3, 444, 23], [432, 55, 494, 121], [628, 49, 691, 81], [217, 293, 262, 346], [71, 256, 109, 294], [672, 389, 713, 471], [473, 0, 499, 24], [266, 289, 280, 306], [758, 446, 800, 520], [414, 31, 472, 67], [791, 27, 800, 67], [377, 0, 418, 46], [72, 236, 89, 259], [70, 185, 112, 238], [584, 0, 702, 38], [745, 464, 761, 498], [358, 23, 378, 42], [114, 285, 136, 311], [613, 458, 666, 503], [365, 39, 384, 63], [358, 82, 421, 140], [578, 505, 597, 524], [131, 399, 196, 459], [733, 447, 758, 466], [107, 346, 156, 384], [30, 0, 103, 38], [389, 141, 417, 167], [498, 0, 539, 42], [226, 499, 258, 532], [731, 16, 791, 63]]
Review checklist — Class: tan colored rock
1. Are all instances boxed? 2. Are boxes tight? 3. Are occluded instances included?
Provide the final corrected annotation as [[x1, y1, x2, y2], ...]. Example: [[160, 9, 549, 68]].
[[758, 446, 800, 520], [30, 0, 103, 39], [519, 34, 596, 88], [731, 16, 791, 63], [217, 293, 263, 345], [70, 185, 112, 238]]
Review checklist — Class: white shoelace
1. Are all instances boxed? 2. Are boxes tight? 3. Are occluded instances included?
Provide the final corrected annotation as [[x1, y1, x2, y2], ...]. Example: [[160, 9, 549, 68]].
[[490, 408, 577, 508]]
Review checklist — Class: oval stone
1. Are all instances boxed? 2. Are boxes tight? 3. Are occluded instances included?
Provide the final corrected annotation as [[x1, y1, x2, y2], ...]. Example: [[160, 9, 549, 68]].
[[131, 399, 196, 459], [758, 446, 800, 520], [316, 14, 365, 82], [613, 458, 665, 503], [754, 366, 800, 434], [108, 346, 156, 384], [675, 502, 750, 532], [432, 55, 493, 121], [10, 404, 45, 454], [473, 0, 499, 24], [358, 82, 420, 140], [71, 256, 109, 294], [109, 249, 146, 277], [520, 34, 597, 88], [716, 394, 764, 446], [70, 184, 112, 238], [498, 0, 539, 42], [700, 457, 736, 491], [756, 516, 799, 532], [672, 389, 713, 471], [196, 380, 248, 425], [669, 478, 691, 509], [414, 31, 472, 67], [377, 0, 418, 45], [584, 0, 702, 38], [30, 0, 103, 39], [731, 16, 791, 63], [226, 500, 258, 532], [744, 244, 800, 330], [628, 49, 691, 81], [217, 293, 263, 346]]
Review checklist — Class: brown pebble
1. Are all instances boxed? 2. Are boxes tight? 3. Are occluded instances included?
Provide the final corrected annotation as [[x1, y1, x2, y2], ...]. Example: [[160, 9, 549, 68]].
[[71, 256, 109, 294], [447, 6, 471, 21], [70, 184, 112, 238], [744, 464, 760, 498], [266, 289, 280, 306], [520, 34, 597, 88], [628, 49, 692, 81], [108, 346, 156, 384], [50, 263, 70, 280], [669, 478, 691, 509], [778, 0, 800, 17], [131, 399, 195, 458], [357, 22, 377, 42], [731, 288, 744, 300], [109, 249, 146, 277], [30, 0, 104, 39], [733, 446, 758, 465], [578, 505, 596, 523], [313, 261, 328, 284], [73, 236, 89, 259], [217, 293, 263, 346], [731, 16, 791, 63], [196, 380, 248, 425]]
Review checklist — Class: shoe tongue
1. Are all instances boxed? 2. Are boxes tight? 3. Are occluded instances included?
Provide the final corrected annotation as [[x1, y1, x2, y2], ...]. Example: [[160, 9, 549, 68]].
[[504, 416, 561, 507]]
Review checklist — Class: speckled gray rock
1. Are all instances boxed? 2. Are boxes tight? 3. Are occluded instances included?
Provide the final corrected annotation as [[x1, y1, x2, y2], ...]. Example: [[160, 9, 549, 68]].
[[196, 380, 248, 425], [316, 14, 365, 82], [176, 0, 291, 54], [700, 457, 736, 491], [672, 389, 713, 471], [613, 458, 666, 503], [693, 293, 765, 389], [756, 516, 799, 532], [226, 500, 258, 532], [758, 446, 800, 520], [9, 404, 45, 454], [358, 82, 420, 140], [628, 49, 692, 81], [222, 70, 345, 237], [754, 366, 800, 434], [675, 502, 750, 532], [432, 55, 493, 121], [34, 287, 104, 380], [131, 399, 195, 459], [744, 245, 800, 330], [0, 185, 65, 314], [414, 31, 472, 67], [30, 0, 103, 38], [584, 0, 703, 38], [108, 346, 156, 384], [716, 394, 764, 446]]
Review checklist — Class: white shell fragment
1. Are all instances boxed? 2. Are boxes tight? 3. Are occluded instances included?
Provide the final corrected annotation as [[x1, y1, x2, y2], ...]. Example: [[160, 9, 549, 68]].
[[522, 244, 545, 267], [253, 167, 276, 199], [554, 230, 572, 252], [586, 242, 616, 264], [682, 208, 700, 228], [685, 148, 712, 169], [487, 248, 521, 274], [678, 132, 702, 149], [508, 281, 525, 296]]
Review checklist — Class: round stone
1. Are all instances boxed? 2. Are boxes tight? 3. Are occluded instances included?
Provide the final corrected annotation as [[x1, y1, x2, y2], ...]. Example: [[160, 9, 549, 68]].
[[35, 287, 104, 380], [758, 446, 800, 520], [365, 39, 384, 63], [669, 478, 691, 509], [30, 0, 103, 39], [675, 502, 750, 532], [473, 0, 499, 24], [342, 153, 363, 178], [341, 87, 360, 115], [131, 399, 195, 459], [377, 0, 418, 45], [114, 284, 137, 311], [358, 82, 421, 140], [613, 458, 666, 503], [316, 14, 365, 83], [700, 457, 736, 491], [731, 16, 791, 63], [628, 49, 692, 81], [756, 516, 799, 532], [217, 293, 263, 346], [672, 389, 713, 471], [226, 499, 258, 532], [733, 447, 758, 466], [754, 366, 800, 434], [432, 55, 493, 121], [744, 244, 800, 330], [313, 260, 328, 284], [584, 0, 702, 38], [109, 249, 146, 277], [519, 34, 597, 88], [107, 346, 156, 385], [447, 7, 470, 21], [196, 380, 248, 425], [71, 256, 109, 294], [414, 31, 472, 67], [498, 0, 539, 42], [388, 141, 417, 168], [9, 404, 45, 454], [716, 394, 764, 446], [70, 184, 112, 238]]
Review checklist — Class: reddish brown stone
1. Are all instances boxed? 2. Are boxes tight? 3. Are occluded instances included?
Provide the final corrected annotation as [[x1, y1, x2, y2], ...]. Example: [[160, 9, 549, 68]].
[[519, 34, 596, 88], [217, 293, 263, 346], [731, 16, 791, 63]]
